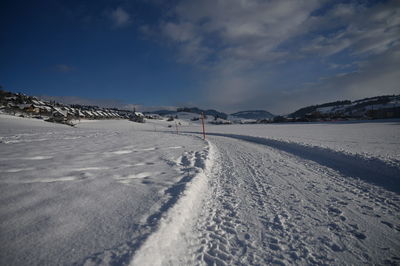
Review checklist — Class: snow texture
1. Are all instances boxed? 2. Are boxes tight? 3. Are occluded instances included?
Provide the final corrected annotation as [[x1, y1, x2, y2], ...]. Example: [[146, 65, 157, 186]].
[[1, 114, 399, 265], [179, 134, 400, 265], [0, 115, 209, 265]]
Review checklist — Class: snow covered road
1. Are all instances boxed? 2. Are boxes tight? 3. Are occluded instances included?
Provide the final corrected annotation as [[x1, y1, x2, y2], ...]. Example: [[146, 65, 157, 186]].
[[181, 134, 400, 265]]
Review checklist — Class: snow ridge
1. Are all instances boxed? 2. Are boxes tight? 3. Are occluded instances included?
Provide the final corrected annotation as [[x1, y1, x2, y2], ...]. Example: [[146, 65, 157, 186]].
[[130, 138, 215, 266]]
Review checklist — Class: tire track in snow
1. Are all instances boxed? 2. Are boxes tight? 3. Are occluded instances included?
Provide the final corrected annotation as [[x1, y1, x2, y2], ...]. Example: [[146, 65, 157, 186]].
[[187, 135, 400, 265]]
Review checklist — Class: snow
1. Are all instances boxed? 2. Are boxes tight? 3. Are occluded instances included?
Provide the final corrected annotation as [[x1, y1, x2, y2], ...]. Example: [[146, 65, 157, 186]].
[[131, 141, 215, 266], [317, 105, 349, 114], [0, 114, 209, 265], [1, 114, 399, 265], [182, 136, 399, 265], [188, 120, 400, 167], [173, 120, 400, 265], [315, 101, 400, 115]]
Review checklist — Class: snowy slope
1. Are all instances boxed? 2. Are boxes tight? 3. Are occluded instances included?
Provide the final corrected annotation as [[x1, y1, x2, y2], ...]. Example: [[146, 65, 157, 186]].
[[289, 95, 400, 119]]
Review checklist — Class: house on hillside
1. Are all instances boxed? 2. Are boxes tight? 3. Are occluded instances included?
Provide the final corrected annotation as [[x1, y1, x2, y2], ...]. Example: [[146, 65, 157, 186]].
[[24, 104, 40, 114], [52, 107, 68, 119], [367, 107, 400, 119], [17, 103, 31, 111], [38, 106, 54, 116], [130, 112, 145, 123], [75, 109, 86, 119], [46, 107, 75, 126], [210, 118, 232, 125], [145, 114, 162, 120]]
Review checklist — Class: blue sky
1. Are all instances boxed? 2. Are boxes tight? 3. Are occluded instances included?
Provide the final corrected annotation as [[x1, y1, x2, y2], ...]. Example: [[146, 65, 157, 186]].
[[1, 0, 399, 114]]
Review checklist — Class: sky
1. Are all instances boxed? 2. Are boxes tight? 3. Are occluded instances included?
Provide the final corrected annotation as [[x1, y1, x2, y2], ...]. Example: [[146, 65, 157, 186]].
[[1, 0, 399, 114]]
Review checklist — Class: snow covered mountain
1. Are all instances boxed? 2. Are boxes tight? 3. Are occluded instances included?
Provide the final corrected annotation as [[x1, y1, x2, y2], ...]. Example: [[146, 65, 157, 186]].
[[289, 95, 400, 120], [230, 110, 275, 120]]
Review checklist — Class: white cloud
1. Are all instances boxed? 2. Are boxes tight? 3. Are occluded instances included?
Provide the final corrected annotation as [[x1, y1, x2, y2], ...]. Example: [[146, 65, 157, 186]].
[[146, 0, 400, 113], [161, 0, 320, 65], [315, 47, 400, 98], [160, 22, 210, 63], [264, 45, 400, 114], [109, 7, 131, 28], [303, 1, 400, 56]]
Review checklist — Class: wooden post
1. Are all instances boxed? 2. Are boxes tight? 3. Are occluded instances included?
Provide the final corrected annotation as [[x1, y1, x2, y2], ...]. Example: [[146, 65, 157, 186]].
[[201, 112, 206, 139], [175, 121, 179, 134]]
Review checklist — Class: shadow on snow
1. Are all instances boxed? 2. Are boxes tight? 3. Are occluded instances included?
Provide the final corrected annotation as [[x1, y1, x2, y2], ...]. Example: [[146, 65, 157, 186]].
[[183, 131, 400, 194]]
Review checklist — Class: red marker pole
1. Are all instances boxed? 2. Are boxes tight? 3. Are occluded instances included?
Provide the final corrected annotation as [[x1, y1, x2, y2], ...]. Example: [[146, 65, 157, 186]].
[[201, 112, 206, 139]]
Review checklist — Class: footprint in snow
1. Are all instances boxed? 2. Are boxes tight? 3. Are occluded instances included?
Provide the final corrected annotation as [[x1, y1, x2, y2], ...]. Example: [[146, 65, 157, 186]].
[[380, 221, 393, 228], [114, 172, 158, 185], [134, 162, 155, 166], [351, 230, 367, 240], [115, 172, 154, 179], [327, 206, 342, 216], [360, 205, 374, 210]]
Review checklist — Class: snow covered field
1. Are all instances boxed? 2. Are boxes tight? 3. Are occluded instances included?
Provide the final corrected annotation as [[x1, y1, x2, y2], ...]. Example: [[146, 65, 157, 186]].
[[185, 120, 400, 167], [0, 115, 210, 265], [1, 115, 399, 265]]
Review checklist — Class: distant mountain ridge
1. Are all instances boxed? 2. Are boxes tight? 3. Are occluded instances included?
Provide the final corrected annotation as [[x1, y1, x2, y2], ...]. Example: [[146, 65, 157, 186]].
[[147, 107, 228, 120], [288, 95, 400, 119], [289, 100, 351, 118], [231, 110, 275, 120], [177, 107, 228, 119], [145, 109, 177, 116], [148, 108, 276, 121]]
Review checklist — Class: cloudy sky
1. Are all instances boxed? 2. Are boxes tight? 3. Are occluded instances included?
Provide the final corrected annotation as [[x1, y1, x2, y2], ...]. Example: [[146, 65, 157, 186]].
[[1, 0, 399, 114]]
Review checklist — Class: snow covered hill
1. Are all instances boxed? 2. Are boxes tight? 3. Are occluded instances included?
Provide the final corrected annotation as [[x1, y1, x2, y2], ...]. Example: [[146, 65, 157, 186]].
[[1, 114, 399, 265], [230, 110, 275, 120], [289, 95, 400, 120]]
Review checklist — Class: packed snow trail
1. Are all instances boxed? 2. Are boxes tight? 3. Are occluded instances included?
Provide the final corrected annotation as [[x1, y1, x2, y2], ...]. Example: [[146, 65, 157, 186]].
[[181, 135, 400, 265], [130, 141, 215, 266]]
